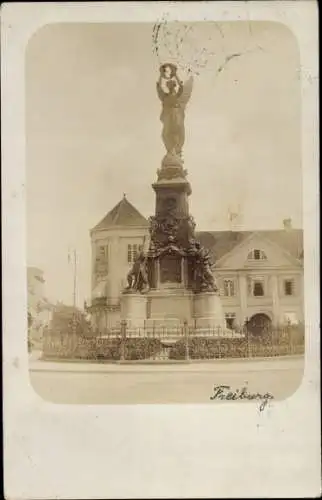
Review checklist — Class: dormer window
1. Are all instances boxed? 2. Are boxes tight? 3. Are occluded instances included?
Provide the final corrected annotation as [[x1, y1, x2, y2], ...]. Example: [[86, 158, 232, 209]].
[[247, 249, 267, 261]]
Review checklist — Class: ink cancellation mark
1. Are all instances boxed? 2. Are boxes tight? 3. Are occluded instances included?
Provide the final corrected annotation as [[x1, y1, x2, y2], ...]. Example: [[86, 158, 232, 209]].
[[152, 16, 217, 77], [210, 384, 274, 412]]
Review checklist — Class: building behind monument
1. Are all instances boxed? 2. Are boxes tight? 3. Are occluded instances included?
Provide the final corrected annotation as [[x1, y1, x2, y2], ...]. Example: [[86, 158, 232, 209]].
[[87, 198, 304, 335]]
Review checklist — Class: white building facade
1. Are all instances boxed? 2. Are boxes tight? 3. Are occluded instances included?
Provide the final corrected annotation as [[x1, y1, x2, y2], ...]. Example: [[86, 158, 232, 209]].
[[88, 196, 149, 330], [212, 232, 304, 332], [88, 198, 304, 333]]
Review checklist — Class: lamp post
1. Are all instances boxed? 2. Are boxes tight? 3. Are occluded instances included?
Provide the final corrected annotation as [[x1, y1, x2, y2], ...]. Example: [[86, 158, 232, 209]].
[[120, 320, 127, 361], [68, 248, 78, 308], [184, 320, 189, 361]]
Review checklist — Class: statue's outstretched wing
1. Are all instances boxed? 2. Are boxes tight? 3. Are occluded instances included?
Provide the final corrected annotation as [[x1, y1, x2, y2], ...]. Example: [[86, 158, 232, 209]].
[[178, 75, 194, 106]]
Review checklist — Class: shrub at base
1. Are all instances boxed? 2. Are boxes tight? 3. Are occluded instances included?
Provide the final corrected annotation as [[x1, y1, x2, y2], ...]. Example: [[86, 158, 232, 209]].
[[42, 325, 304, 361], [43, 337, 163, 361]]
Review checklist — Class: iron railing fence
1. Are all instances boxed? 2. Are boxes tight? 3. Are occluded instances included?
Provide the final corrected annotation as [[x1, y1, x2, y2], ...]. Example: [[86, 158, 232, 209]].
[[42, 321, 305, 361]]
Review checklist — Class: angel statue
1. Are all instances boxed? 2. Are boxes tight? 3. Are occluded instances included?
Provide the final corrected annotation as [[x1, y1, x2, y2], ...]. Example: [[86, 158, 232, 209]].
[[156, 63, 193, 160], [193, 241, 218, 293]]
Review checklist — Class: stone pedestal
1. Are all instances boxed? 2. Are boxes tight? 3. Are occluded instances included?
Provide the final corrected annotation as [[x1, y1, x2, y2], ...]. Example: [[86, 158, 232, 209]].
[[120, 293, 147, 329], [193, 292, 226, 329], [147, 289, 193, 323], [120, 139, 228, 334]]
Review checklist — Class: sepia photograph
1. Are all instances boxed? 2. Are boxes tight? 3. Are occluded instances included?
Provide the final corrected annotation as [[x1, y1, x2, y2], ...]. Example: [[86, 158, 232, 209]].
[[2, 2, 320, 499], [26, 20, 305, 405]]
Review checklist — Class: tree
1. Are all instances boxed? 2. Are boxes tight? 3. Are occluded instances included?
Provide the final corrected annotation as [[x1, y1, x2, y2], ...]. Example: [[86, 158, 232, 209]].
[[28, 311, 33, 329], [27, 311, 34, 352]]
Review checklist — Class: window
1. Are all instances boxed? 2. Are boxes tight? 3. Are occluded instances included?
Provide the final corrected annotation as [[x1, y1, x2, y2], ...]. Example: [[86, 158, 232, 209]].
[[96, 245, 108, 261], [253, 280, 264, 296], [127, 244, 134, 263], [248, 276, 265, 296], [284, 279, 294, 296], [223, 279, 235, 297], [253, 249, 261, 260], [247, 249, 267, 260], [95, 245, 108, 278], [127, 244, 143, 264], [225, 313, 236, 329]]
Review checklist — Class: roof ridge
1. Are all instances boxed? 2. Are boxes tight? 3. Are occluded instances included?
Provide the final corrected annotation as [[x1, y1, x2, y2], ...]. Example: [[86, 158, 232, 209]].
[[197, 229, 303, 262], [111, 198, 123, 223], [92, 196, 148, 231]]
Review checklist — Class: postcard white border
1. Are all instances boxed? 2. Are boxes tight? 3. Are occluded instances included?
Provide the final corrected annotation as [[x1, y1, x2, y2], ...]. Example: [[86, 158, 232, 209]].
[[2, 2, 320, 498]]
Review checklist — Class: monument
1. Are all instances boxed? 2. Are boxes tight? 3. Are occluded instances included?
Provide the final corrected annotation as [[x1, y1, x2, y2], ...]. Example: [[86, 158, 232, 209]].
[[121, 63, 226, 331]]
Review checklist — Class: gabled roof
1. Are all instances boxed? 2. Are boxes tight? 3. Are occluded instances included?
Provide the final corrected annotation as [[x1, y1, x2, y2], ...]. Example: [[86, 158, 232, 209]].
[[92, 195, 149, 232], [92, 199, 303, 260], [196, 229, 303, 263]]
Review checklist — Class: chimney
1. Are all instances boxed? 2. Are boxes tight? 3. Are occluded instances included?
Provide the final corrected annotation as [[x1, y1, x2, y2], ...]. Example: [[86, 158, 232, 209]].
[[283, 218, 292, 230]]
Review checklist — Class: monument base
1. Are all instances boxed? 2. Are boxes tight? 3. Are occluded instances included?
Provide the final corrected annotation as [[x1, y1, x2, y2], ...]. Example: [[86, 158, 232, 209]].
[[120, 288, 228, 334], [193, 292, 226, 329], [120, 292, 147, 329], [147, 289, 194, 324]]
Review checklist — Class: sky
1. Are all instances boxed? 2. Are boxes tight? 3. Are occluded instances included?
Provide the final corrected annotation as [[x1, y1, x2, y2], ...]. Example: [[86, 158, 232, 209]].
[[26, 21, 302, 307]]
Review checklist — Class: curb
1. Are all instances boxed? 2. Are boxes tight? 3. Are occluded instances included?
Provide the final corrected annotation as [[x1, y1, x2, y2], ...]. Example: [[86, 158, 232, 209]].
[[36, 353, 303, 364], [29, 355, 304, 375]]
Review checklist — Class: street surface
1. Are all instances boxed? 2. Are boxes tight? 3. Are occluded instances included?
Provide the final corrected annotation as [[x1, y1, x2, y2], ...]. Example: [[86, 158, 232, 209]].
[[29, 354, 304, 404]]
